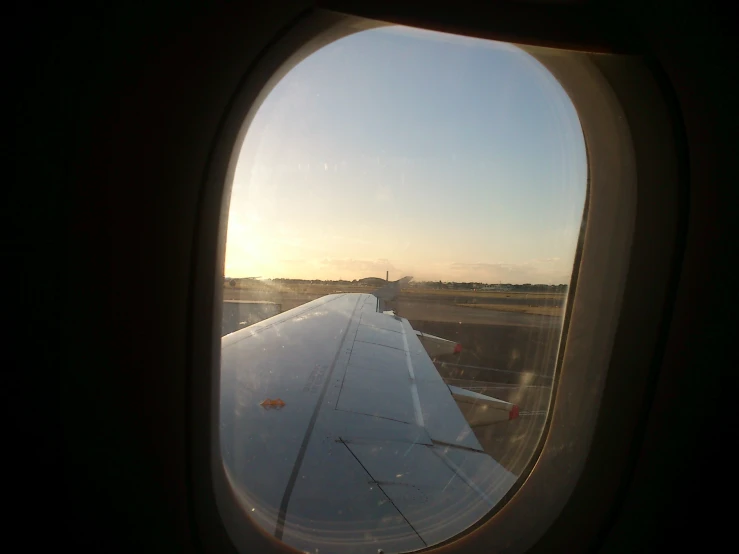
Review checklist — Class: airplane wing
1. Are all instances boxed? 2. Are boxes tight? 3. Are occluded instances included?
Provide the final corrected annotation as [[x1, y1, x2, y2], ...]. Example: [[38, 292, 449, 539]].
[[220, 287, 519, 553]]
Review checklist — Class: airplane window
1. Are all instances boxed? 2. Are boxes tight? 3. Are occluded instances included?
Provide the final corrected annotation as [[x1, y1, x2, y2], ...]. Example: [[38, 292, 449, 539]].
[[220, 25, 586, 554]]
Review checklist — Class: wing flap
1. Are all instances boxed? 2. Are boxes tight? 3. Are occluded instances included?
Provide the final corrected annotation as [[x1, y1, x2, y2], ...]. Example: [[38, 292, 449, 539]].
[[276, 437, 427, 554], [448, 384, 520, 425], [400, 318, 486, 451], [344, 439, 517, 549]]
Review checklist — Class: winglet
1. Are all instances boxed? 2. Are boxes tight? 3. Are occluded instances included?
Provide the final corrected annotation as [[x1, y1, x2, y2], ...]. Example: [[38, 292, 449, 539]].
[[372, 276, 413, 302]]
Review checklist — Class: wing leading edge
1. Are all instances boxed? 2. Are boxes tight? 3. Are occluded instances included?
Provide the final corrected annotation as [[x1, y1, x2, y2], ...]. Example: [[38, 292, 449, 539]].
[[220, 289, 519, 553]]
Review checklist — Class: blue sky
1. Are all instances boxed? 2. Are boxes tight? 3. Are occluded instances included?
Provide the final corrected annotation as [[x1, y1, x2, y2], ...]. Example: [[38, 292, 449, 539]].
[[225, 26, 587, 284]]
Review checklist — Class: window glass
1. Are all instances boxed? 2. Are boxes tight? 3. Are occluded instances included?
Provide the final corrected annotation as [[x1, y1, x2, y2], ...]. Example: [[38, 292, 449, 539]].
[[221, 25, 586, 553]]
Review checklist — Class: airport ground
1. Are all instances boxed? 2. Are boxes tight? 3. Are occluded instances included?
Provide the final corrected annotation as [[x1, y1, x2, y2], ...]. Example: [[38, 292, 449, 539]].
[[223, 283, 565, 476]]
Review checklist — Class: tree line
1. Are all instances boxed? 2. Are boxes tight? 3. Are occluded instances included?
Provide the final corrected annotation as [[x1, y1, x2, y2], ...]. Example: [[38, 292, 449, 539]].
[[226, 277, 568, 292]]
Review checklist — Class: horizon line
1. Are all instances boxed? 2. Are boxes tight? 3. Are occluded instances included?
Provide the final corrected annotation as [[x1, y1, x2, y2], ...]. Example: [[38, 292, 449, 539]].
[[224, 276, 569, 286]]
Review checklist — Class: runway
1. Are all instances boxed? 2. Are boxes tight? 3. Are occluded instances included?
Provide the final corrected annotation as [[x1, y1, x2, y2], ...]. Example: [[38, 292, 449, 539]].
[[224, 288, 564, 328], [393, 298, 563, 328]]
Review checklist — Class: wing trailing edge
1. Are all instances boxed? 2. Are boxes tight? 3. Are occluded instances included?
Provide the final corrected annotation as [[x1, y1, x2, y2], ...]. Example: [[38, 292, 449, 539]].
[[448, 384, 520, 425], [415, 330, 462, 357]]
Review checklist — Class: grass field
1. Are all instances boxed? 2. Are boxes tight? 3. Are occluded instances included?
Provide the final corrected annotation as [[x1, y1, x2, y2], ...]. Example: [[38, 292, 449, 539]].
[[224, 281, 566, 301], [225, 282, 373, 294], [402, 288, 565, 300], [455, 303, 563, 316]]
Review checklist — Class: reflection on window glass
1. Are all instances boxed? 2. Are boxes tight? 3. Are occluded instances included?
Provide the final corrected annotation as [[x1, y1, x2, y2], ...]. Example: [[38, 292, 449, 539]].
[[220, 24, 586, 554]]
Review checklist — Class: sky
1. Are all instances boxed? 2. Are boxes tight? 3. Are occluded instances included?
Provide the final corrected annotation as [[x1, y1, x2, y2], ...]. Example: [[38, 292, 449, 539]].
[[225, 26, 587, 284]]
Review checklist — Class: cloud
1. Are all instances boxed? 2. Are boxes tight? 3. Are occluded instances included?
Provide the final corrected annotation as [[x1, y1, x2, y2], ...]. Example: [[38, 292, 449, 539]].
[[447, 262, 570, 284], [318, 257, 399, 278]]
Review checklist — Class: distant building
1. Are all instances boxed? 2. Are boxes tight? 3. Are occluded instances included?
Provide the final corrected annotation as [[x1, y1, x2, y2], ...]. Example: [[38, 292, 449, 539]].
[[481, 284, 513, 292], [357, 277, 387, 287]]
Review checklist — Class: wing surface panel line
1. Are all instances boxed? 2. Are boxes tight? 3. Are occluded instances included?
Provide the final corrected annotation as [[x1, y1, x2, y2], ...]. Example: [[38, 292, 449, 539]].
[[400, 325, 425, 428], [274, 295, 363, 540], [333, 306, 364, 411], [338, 438, 428, 548], [334, 407, 412, 425], [430, 439, 484, 454], [353, 339, 406, 351], [429, 447, 498, 508]]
